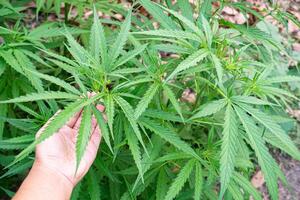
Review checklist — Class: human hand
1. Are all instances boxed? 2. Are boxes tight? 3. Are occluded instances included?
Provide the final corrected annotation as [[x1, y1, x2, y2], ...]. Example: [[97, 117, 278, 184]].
[[13, 93, 104, 200], [34, 104, 104, 187]]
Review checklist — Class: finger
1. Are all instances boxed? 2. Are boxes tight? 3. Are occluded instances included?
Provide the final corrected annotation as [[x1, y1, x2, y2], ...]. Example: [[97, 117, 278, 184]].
[[89, 92, 105, 112], [36, 110, 61, 139], [102, 113, 107, 122], [66, 109, 83, 128], [92, 113, 107, 133], [92, 104, 106, 133], [87, 92, 97, 98], [96, 104, 105, 112], [73, 105, 103, 131], [82, 126, 101, 167], [90, 126, 101, 149], [91, 115, 97, 131], [73, 115, 82, 130], [91, 106, 105, 134]]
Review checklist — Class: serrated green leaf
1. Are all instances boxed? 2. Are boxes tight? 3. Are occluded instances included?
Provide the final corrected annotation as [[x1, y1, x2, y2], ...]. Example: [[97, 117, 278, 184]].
[[21, 49, 51, 68], [43, 50, 78, 67], [74, 73, 87, 95], [262, 86, 298, 100], [9, 94, 102, 167], [124, 124, 143, 182], [219, 104, 239, 197], [156, 169, 168, 200], [280, 11, 300, 28], [0, 160, 33, 179], [194, 162, 203, 200], [157, 3, 203, 37], [113, 44, 147, 70], [200, 0, 212, 19], [0, 135, 34, 150], [166, 49, 209, 82], [232, 96, 273, 106], [190, 99, 226, 120], [265, 75, 300, 84], [135, 83, 160, 120], [234, 106, 279, 200], [24, 69, 81, 95], [264, 130, 299, 161], [92, 105, 113, 153], [132, 135, 163, 190], [163, 85, 184, 121], [228, 181, 244, 200], [105, 94, 115, 138], [210, 53, 223, 84], [114, 96, 147, 153], [90, 6, 107, 66], [140, 118, 200, 161], [0, 91, 79, 104], [201, 14, 213, 47], [238, 103, 300, 160], [143, 109, 184, 123], [13, 50, 44, 92], [164, 159, 195, 200], [0, 103, 7, 139], [139, 0, 177, 30], [109, 10, 131, 67], [177, 0, 193, 22], [87, 167, 101, 200], [76, 105, 92, 170], [233, 172, 262, 200], [153, 44, 191, 54], [154, 152, 192, 163], [229, 2, 263, 21], [0, 50, 23, 74], [64, 30, 91, 66], [133, 30, 200, 41]]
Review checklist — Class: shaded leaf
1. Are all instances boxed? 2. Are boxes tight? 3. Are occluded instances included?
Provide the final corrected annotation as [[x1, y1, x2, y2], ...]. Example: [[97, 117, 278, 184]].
[[140, 118, 200, 161], [164, 159, 195, 200]]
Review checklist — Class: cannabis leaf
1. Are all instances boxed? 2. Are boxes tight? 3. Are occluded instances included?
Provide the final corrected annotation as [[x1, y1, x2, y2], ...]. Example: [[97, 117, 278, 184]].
[[164, 159, 195, 200], [140, 118, 201, 161], [135, 83, 160, 120], [75, 105, 92, 170], [166, 49, 209, 82], [219, 103, 239, 197], [125, 124, 144, 182], [235, 106, 279, 200], [0, 91, 79, 104], [190, 98, 226, 120], [92, 105, 113, 153]]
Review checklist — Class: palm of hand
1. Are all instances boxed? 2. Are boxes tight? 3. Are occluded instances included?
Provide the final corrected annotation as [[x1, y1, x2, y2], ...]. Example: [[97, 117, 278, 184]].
[[35, 105, 103, 186]]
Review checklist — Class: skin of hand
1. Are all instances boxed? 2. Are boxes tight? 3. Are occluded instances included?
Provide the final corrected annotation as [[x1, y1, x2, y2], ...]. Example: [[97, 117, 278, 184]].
[[13, 103, 104, 200]]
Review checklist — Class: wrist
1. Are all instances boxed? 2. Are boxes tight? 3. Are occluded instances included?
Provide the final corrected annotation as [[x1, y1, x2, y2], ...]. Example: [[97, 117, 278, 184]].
[[31, 161, 74, 198]]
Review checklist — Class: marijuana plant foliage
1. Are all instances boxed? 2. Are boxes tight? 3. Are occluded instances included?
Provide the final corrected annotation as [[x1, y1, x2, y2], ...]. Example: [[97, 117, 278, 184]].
[[1, 0, 300, 199]]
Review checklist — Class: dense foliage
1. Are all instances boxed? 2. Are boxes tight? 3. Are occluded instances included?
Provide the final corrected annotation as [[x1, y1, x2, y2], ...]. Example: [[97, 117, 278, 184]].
[[1, 0, 300, 199]]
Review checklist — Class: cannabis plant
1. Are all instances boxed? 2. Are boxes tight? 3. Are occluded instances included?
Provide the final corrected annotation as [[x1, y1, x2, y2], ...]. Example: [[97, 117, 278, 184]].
[[1, 0, 300, 199]]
